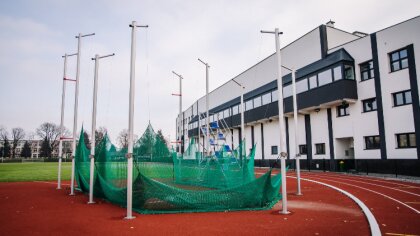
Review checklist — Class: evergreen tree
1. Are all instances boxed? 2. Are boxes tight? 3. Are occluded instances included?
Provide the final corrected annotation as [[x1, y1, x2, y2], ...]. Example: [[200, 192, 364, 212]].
[[3, 139, 11, 158], [83, 131, 91, 150], [40, 137, 52, 158], [20, 141, 32, 158]]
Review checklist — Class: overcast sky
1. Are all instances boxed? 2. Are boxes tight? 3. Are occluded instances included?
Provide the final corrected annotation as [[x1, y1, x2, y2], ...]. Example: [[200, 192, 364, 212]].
[[0, 0, 419, 145]]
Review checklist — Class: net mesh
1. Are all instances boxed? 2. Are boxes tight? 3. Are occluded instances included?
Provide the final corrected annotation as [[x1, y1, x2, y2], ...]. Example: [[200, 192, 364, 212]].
[[75, 124, 282, 214]]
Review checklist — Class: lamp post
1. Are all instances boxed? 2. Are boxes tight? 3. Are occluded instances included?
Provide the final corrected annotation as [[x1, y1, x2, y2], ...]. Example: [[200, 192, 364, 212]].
[[126, 21, 148, 220], [57, 52, 77, 190], [70, 32, 95, 196], [172, 71, 183, 154], [261, 28, 289, 214], [231, 79, 245, 161], [198, 58, 210, 157], [282, 66, 302, 196], [88, 53, 115, 204]]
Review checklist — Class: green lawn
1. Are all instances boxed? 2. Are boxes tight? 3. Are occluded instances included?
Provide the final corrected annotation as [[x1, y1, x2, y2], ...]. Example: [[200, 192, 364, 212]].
[[0, 162, 72, 182]]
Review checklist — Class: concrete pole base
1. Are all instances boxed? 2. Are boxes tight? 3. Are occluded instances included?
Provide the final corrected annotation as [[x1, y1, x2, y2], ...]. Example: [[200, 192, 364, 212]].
[[124, 216, 136, 220]]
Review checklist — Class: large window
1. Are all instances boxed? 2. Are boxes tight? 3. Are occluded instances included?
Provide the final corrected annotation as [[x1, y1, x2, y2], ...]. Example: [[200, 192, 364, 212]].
[[344, 65, 354, 80], [393, 90, 412, 107], [296, 79, 309, 94], [315, 143, 325, 155], [365, 136, 380, 149], [333, 66, 342, 81], [223, 109, 230, 118], [232, 105, 239, 115], [299, 145, 307, 155], [283, 85, 292, 98], [253, 97, 262, 108], [396, 133, 416, 148], [360, 61, 374, 81], [318, 70, 333, 86], [245, 100, 253, 111], [271, 90, 278, 102], [390, 48, 408, 72], [262, 93, 271, 105], [337, 104, 349, 117], [309, 75, 317, 89], [271, 145, 278, 155], [362, 98, 377, 112]]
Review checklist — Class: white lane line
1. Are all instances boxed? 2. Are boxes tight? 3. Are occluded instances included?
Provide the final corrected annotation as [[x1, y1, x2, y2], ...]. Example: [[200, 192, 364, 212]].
[[33, 181, 70, 186], [301, 175, 420, 214], [289, 176, 381, 236], [307, 172, 419, 188], [255, 172, 380, 235], [304, 173, 420, 197]]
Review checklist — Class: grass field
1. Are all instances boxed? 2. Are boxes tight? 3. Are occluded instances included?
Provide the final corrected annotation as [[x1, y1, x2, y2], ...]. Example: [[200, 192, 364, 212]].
[[0, 162, 72, 182]]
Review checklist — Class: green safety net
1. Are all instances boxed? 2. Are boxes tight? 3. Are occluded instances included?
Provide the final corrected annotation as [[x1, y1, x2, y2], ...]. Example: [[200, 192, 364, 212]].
[[75, 124, 282, 214]]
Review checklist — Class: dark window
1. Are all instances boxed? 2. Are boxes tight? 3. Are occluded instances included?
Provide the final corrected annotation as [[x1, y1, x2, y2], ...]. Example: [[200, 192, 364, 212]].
[[344, 65, 354, 80], [365, 136, 380, 149], [315, 143, 325, 155], [396, 133, 416, 148], [393, 90, 412, 107], [337, 104, 350, 117], [390, 48, 408, 72], [360, 61, 374, 81], [271, 146, 278, 155], [362, 98, 377, 112], [299, 145, 307, 155]]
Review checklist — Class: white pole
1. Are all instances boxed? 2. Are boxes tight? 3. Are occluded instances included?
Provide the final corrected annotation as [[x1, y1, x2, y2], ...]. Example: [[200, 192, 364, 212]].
[[88, 53, 114, 204], [57, 54, 67, 190], [240, 86, 245, 159], [88, 54, 99, 204], [70, 32, 94, 196], [198, 59, 210, 156], [262, 28, 289, 214], [126, 21, 148, 220], [292, 68, 302, 195], [172, 71, 183, 154]]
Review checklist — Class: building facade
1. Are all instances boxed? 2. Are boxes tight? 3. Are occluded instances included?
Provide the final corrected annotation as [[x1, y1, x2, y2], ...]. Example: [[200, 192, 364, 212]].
[[0, 139, 72, 159], [176, 16, 420, 176]]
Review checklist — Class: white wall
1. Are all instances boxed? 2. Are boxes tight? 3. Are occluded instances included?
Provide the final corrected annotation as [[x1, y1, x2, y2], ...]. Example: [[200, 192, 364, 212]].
[[327, 26, 361, 50]]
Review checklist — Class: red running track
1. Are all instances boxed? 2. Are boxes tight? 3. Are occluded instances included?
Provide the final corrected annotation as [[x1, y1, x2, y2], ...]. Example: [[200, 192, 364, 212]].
[[258, 169, 420, 236]]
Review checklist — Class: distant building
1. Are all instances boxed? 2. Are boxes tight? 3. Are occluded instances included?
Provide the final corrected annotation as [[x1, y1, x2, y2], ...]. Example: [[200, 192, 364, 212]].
[[177, 16, 420, 175]]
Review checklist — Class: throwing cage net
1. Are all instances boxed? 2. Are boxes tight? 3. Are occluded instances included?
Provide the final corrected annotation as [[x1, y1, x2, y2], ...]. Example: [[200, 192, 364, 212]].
[[75, 124, 282, 214]]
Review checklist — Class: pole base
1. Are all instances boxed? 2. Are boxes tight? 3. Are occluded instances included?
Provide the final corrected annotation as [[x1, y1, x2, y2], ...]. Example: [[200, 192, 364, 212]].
[[69, 193, 76, 196], [87, 201, 96, 204], [279, 210, 291, 215], [56, 187, 61, 190], [124, 216, 136, 220], [296, 193, 303, 196]]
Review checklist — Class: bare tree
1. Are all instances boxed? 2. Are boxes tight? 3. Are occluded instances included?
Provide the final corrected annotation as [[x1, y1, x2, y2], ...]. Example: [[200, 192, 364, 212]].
[[0, 126, 11, 158], [11, 127, 25, 158], [36, 122, 69, 157], [117, 129, 137, 149], [95, 126, 107, 146], [0, 126, 9, 141]]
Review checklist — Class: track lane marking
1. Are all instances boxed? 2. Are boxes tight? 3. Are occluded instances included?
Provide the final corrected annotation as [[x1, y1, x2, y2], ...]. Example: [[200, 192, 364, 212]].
[[33, 181, 70, 186], [298, 175, 420, 214], [301, 173, 420, 197]]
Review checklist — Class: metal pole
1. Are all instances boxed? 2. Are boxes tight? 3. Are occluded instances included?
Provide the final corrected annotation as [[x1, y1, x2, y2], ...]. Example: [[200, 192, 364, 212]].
[[70, 32, 95, 196], [57, 54, 67, 190], [126, 21, 148, 220], [172, 71, 183, 154], [198, 59, 210, 157], [232, 79, 245, 161], [292, 68, 302, 195], [262, 28, 289, 214], [88, 53, 115, 204]]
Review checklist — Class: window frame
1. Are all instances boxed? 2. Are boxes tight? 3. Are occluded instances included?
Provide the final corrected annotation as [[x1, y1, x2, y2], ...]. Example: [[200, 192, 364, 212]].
[[299, 144, 307, 155], [337, 104, 350, 117], [271, 145, 278, 155], [315, 143, 325, 155], [362, 98, 377, 113], [389, 48, 408, 72], [364, 135, 381, 150], [359, 60, 374, 81], [392, 90, 412, 107], [396, 133, 416, 148]]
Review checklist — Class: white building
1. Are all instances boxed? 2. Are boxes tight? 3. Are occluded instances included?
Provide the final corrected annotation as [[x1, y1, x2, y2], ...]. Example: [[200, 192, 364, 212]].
[[176, 16, 420, 176]]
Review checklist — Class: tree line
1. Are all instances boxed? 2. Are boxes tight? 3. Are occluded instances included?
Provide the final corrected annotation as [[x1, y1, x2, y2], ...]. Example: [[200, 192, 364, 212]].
[[0, 123, 168, 158]]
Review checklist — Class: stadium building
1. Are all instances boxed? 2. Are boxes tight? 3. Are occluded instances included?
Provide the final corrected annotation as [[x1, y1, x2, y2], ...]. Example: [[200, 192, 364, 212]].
[[176, 16, 420, 176]]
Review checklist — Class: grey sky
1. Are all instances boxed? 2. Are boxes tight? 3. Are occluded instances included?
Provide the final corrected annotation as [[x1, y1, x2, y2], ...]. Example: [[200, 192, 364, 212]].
[[0, 0, 419, 145]]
